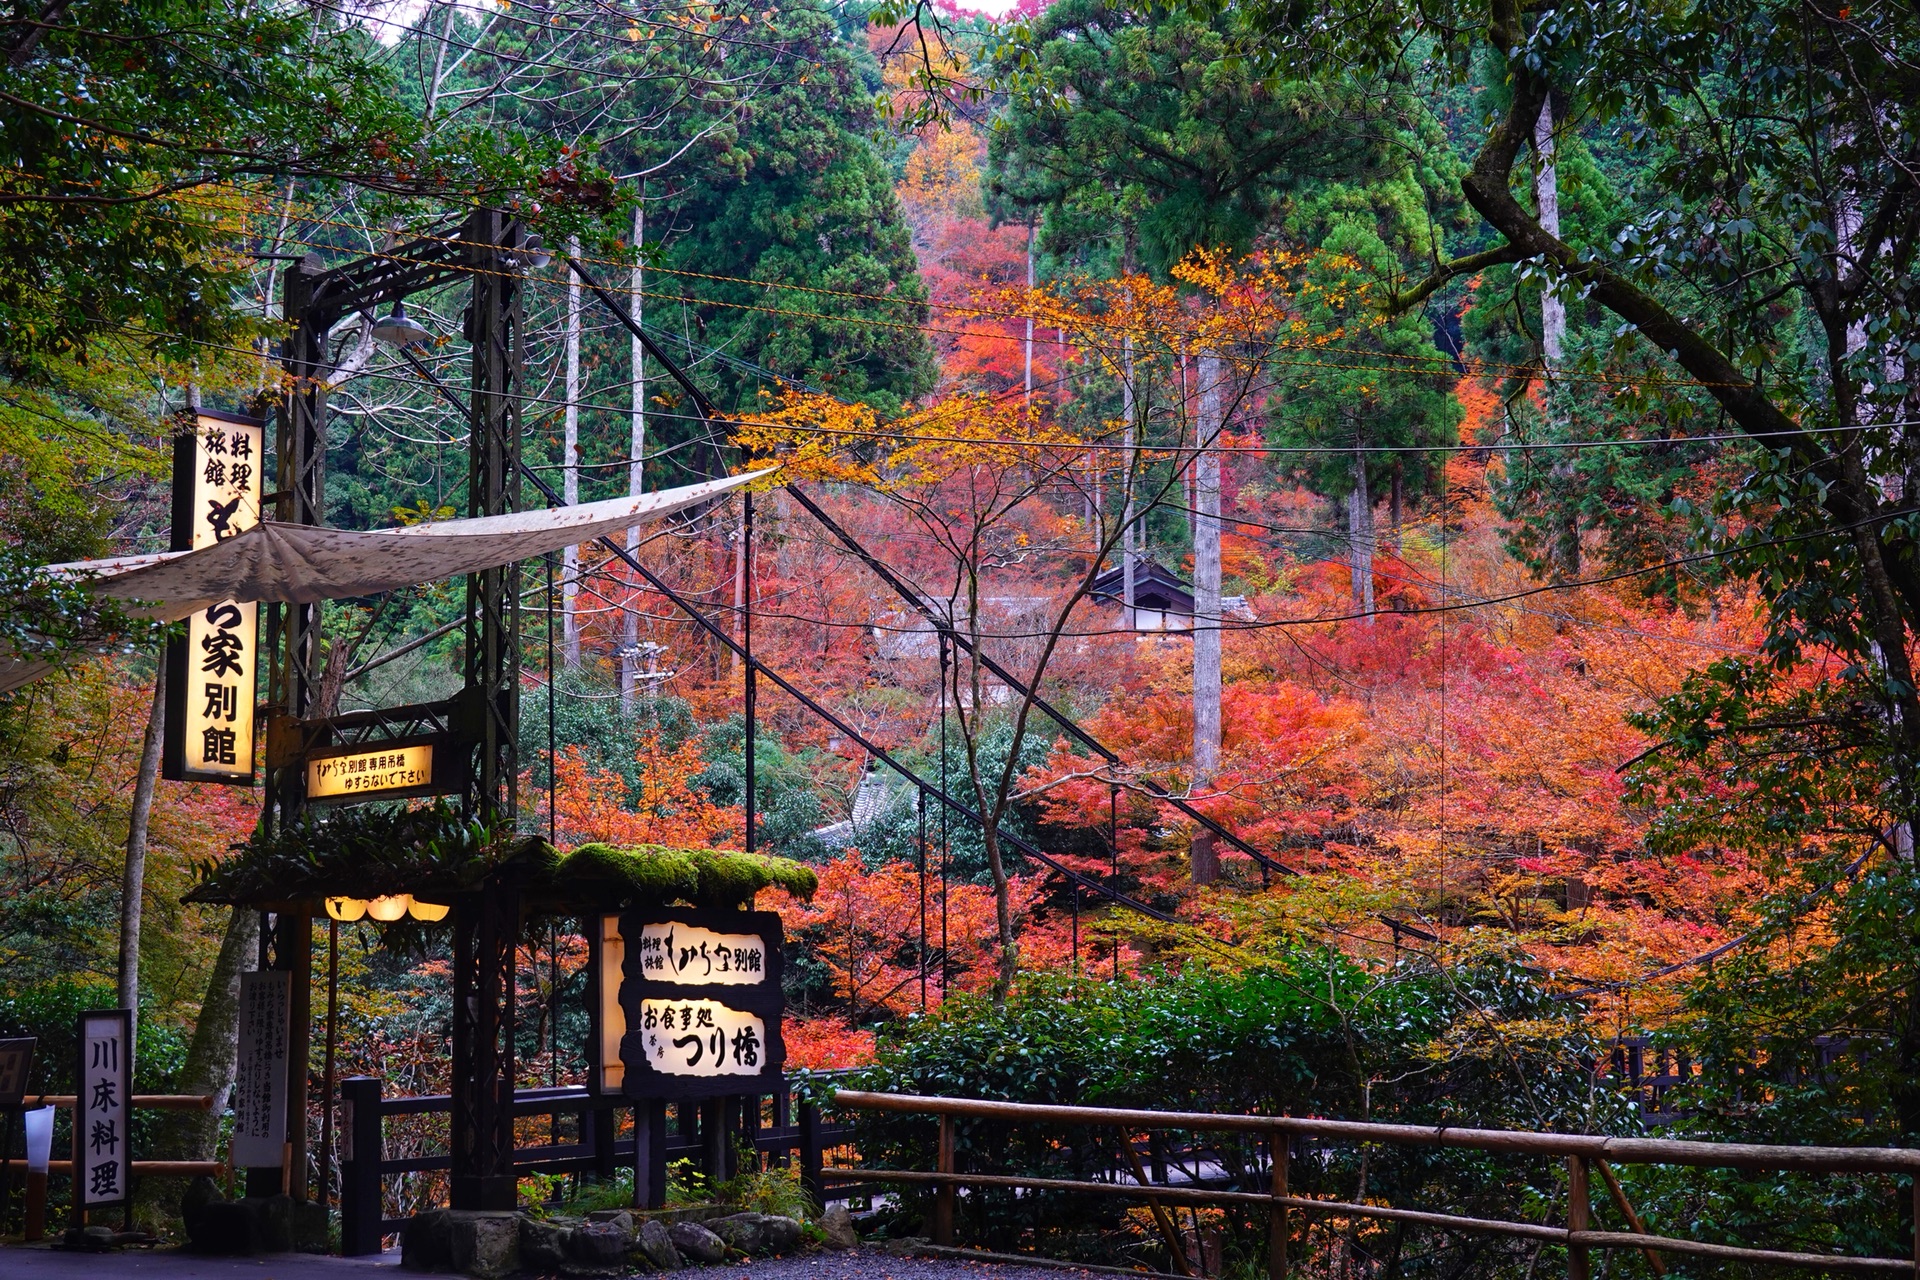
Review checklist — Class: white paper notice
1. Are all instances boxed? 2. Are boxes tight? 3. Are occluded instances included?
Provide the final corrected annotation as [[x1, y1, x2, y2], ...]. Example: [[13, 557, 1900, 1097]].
[[232, 971, 290, 1168]]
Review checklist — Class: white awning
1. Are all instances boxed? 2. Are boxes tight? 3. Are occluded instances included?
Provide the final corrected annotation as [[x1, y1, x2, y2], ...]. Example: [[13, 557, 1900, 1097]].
[[4, 468, 770, 695]]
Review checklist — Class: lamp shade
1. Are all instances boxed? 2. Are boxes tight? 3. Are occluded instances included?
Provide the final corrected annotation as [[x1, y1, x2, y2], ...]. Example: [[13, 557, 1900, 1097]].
[[371, 301, 431, 347], [365, 894, 412, 922], [23, 1105, 53, 1174], [325, 896, 367, 922], [407, 898, 450, 923]]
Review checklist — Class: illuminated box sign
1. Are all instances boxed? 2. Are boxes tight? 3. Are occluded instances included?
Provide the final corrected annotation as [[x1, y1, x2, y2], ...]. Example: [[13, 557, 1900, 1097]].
[[163, 410, 264, 785], [611, 908, 784, 1099], [306, 742, 436, 803]]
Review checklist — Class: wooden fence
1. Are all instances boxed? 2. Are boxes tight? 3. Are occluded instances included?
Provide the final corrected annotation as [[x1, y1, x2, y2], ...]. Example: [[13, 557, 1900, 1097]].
[[822, 1090, 1920, 1278], [336, 1076, 854, 1254]]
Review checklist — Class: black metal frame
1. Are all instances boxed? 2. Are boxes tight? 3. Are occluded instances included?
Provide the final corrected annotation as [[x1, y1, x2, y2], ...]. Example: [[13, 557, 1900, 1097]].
[[269, 209, 539, 1213]]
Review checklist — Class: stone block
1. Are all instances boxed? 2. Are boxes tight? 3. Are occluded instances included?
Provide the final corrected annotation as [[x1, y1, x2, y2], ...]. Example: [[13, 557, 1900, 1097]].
[[447, 1210, 521, 1280], [636, 1217, 683, 1270], [184, 1198, 255, 1256], [241, 1194, 293, 1253], [290, 1198, 330, 1253], [820, 1204, 859, 1250], [402, 1208, 454, 1271], [707, 1213, 764, 1254], [569, 1220, 632, 1271], [667, 1220, 726, 1264], [760, 1215, 803, 1254], [520, 1217, 572, 1272]]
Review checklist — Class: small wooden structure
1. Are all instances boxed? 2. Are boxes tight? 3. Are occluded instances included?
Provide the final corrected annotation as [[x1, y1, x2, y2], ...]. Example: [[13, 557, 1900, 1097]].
[[187, 823, 816, 1229], [1090, 559, 1197, 632]]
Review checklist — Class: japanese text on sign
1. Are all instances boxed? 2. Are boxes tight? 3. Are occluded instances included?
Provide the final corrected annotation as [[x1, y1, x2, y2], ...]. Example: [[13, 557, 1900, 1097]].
[[232, 971, 290, 1169], [636, 923, 767, 987], [307, 744, 433, 800], [167, 413, 263, 784], [639, 999, 765, 1077], [76, 1011, 131, 1208]]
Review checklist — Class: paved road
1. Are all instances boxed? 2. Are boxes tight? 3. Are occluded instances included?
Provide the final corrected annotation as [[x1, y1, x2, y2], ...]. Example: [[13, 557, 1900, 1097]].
[[0, 1246, 1114, 1280]]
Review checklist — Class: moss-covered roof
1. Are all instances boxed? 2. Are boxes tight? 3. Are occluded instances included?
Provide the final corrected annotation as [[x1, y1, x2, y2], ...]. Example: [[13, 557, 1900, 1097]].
[[186, 803, 817, 913]]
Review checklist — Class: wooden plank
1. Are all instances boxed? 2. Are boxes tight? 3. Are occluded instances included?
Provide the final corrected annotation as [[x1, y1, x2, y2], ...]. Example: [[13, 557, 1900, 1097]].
[[828, 1091, 1920, 1174]]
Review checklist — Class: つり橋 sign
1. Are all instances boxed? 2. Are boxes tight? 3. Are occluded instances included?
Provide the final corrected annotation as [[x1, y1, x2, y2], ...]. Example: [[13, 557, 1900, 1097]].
[[615, 909, 784, 1099], [163, 410, 264, 785]]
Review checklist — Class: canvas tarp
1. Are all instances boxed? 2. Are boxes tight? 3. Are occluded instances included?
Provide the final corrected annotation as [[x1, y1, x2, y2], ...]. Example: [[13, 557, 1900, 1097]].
[[3, 468, 768, 695]]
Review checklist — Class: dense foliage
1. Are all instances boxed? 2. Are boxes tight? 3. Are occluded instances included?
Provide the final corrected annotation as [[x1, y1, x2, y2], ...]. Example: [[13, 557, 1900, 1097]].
[[840, 955, 1631, 1272]]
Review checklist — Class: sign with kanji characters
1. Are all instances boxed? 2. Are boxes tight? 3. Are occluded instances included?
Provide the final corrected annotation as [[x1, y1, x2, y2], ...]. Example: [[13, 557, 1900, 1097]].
[[305, 740, 445, 804], [635, 999, 768, 1078], [163, 410, 264, 786], [636, 921, 770, 986], [74, 1010, 131, 1210], [615, 908, 784, 1100], [0, 1036, 34, 1106], [232, 971, 290, 1169]]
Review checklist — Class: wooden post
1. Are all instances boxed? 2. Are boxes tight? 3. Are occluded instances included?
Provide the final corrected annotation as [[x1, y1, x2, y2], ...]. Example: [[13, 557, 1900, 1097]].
[[637, 1099, 668, 1210], [933, 1115, 955, 1246], [1268, 1130, 1289, 1280], [799, 1098, 823, 1209], [1567, 1155, 1590, 1280], [24, 1169, 47, 1241], [1912, 1172, 1919, 1280], [338, 1076, 383, 1257], [286, 907, 313, 1202]]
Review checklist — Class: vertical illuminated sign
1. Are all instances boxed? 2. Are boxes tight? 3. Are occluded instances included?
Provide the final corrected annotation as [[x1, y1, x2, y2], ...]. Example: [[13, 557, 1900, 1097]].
[[163, 410, 264, 784]]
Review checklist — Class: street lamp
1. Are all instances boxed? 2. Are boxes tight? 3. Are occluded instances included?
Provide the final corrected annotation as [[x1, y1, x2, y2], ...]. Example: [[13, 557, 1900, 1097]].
[[371, 300, 431, 347]]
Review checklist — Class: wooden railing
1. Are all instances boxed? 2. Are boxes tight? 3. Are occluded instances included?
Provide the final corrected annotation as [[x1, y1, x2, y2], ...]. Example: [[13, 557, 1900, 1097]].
[[825, 1090, 1920, 1278], [337, 1075, 855, 1255], [5, 1093, 222, 1180]]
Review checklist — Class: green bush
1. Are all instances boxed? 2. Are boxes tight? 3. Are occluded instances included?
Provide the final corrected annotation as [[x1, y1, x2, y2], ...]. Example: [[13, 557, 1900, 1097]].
[[836, 949, 1628, 1273]]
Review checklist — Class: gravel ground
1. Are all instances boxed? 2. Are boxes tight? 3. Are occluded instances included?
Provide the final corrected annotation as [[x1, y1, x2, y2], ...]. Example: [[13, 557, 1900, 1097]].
[[0, 1245, 1113, 1280]]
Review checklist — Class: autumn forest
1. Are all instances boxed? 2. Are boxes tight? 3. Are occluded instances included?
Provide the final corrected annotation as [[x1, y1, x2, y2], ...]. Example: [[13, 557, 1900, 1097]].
[[2, 0, 1919, 1272]]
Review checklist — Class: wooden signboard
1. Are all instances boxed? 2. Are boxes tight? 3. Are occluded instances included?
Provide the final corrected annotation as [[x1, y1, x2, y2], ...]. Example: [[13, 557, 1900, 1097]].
[[616, 909, 785, 1100], [0, 1037, 33, 1107], [74, 1011, 132, 1211]]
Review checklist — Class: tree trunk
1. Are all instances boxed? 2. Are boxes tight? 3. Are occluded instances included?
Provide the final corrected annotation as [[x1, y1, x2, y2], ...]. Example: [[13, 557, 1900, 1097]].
[[1536, 100, 1579, 581], [119, 664, 166, 1029], [1024, 223, 1035, 404], [164, 907, 257, 1160], [622, 201, 646, 713], [563, 234, 582, 668], [1533, 101, 1565, 365], [1348, 455, 1375, 620], [1389, 459, 1405, 555], [1121, 336, 1138, 630], [1191, 355, 1223, 886]]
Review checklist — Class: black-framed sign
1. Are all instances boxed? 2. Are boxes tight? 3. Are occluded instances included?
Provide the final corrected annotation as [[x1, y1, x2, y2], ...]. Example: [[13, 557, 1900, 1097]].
[[0, 1037, 34, 1106], [162, 409, 264, 786], [302, 733, 464, 806], [617, 908, 785, 1100], [75, 1010, 132, 1210]]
